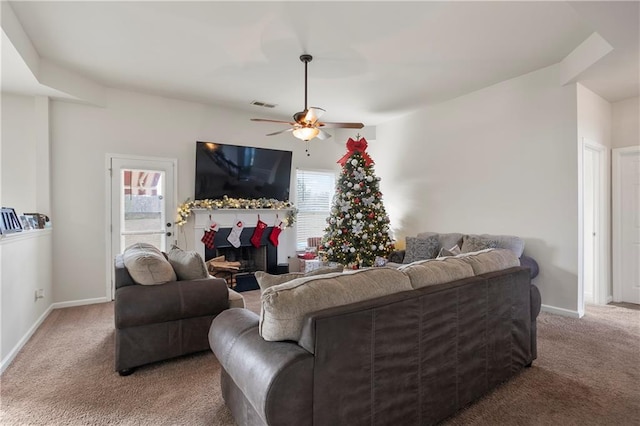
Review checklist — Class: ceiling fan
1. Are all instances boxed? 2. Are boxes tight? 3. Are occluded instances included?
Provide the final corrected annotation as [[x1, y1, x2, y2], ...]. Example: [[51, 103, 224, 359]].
[[251, 54, 364, 142]]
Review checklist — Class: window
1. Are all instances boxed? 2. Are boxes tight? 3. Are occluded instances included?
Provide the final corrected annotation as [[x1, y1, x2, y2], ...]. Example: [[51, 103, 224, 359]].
[[295, 169, 336, 250]]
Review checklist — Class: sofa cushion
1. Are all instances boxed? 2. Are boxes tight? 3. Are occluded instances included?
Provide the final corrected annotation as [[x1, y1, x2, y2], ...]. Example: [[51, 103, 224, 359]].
[[122, 243, 176, 285], [465, 234, 525, 257], [456, 248, 520, 275], [461, 235, 499, 253], [437, 244, 462, 258], [167, 245, 209, 281], [260, 267, 412, 342], [417, 232, 464, 251], [403, 235, 439, 264], [255, 266, 344, 291], [398, 257, 474, 289]]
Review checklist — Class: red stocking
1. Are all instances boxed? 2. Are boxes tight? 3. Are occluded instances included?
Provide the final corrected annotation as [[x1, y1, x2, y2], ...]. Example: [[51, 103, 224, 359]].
[[269, 222, 283, 247], [251, 218, 268, 248], [201, 222, 218, 250]]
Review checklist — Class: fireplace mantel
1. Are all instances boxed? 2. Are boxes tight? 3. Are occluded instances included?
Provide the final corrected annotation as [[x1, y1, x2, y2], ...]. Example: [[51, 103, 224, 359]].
[[192, 209, 294, 264]]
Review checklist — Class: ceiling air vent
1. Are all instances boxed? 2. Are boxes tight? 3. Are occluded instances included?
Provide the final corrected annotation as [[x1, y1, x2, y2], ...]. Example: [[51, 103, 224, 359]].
[[250, 100, 277, 108]]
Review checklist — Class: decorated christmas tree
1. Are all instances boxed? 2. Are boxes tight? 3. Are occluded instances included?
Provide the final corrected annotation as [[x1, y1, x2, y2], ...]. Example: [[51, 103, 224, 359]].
[[321, 137, 394, 268]]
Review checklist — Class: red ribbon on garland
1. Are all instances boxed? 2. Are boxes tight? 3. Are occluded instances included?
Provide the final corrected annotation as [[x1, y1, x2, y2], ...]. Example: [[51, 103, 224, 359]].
[[337, 137, 374, 166]]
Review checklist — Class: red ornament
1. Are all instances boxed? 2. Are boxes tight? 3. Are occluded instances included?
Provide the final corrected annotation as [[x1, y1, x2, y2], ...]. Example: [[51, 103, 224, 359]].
[[368, 212, 375, 219], [354, 198, 360, 204], [342, 229, 347, 234]]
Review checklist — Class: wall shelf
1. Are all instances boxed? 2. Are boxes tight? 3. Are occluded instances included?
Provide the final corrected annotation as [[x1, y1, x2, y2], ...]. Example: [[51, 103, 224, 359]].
[[0, 228, 52, 245]]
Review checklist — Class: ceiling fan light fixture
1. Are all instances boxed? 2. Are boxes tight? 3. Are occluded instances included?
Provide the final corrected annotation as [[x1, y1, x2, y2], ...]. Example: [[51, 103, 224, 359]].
[[293, 126, 320, 141]]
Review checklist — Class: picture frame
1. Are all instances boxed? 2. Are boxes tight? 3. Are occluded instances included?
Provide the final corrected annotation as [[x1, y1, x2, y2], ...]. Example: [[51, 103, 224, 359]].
[[0, 207, 23, 234], [20, 215, 32, 230], [23, 212, 46, 229]]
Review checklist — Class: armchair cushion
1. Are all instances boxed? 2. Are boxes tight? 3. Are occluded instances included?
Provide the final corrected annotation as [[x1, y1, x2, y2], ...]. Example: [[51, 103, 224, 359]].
[[122, 243, 176, 285], [167, 245, 209, 281]]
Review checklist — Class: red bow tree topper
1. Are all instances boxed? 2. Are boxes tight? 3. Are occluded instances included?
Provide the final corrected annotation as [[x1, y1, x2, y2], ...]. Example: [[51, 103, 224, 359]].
[[337, 138, 374, 167]]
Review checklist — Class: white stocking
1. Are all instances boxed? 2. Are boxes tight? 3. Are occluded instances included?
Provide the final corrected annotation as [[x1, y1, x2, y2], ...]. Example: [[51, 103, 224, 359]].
[[227, 221, 244, 248]]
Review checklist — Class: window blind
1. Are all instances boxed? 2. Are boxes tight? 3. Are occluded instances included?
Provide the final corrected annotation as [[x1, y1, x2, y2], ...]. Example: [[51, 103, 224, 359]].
[[295, 169, 336, 250]]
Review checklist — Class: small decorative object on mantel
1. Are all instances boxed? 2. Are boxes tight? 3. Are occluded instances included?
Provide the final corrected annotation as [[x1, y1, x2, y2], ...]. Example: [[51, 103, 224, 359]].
[[0, 207, 23, 234], [176, 196, 297, 226]]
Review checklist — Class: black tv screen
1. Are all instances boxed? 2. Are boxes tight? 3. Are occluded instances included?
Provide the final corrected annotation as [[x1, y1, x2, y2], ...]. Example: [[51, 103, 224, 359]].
[[195, 142, 293, 201]]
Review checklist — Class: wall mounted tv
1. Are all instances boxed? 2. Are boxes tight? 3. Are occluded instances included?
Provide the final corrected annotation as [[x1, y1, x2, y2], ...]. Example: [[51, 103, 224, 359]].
[[195, 142, 293, 201]]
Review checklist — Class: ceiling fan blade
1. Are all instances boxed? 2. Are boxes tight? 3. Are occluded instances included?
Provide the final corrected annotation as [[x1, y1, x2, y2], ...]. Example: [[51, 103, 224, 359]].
[[316, 128, 332, 140], [251, 118, 296, 125], [317, 122, 364, 129], [266, 128, 294, 137], [304, 107, 325, 124]]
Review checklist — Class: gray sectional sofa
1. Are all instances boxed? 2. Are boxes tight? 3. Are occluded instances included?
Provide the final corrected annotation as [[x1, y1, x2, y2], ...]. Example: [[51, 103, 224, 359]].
[[209, 249, 542, 426]]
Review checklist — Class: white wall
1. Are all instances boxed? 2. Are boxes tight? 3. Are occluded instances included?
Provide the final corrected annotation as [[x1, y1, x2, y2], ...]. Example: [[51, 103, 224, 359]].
[[50, 88, 346, 303], [0, 94, 53, 371], [1, 94, 37, 212], [612, 97, 640, 149], [373, 64, 580, 314], [577, 83, 612, 148]]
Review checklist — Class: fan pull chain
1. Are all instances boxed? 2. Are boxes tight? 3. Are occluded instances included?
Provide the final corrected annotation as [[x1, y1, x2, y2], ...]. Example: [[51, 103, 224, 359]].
[[306, 140, 310, 156]]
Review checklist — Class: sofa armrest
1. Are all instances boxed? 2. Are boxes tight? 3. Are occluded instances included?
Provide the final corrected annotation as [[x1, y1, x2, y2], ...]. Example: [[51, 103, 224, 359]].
[[209, 309, 314, 425], [519, 255, 539, 279]]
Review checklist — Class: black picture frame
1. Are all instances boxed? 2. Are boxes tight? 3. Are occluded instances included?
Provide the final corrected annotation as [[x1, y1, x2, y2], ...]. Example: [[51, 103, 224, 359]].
[[0, 207, 23, 234]]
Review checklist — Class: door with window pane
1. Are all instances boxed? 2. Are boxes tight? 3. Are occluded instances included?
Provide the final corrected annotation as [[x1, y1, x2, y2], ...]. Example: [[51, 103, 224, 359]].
[[109, 156, 176, 298], [295, 169, 336, 250]]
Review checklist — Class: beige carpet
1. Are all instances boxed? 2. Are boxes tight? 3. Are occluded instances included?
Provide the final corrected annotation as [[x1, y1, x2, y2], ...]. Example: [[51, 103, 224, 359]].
[[1, 291, 638, 425]]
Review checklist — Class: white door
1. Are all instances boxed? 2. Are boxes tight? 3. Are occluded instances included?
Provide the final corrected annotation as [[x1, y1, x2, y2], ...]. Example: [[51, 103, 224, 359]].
[[580, 139, 608, 312], [613, 147, 640, 304], [108, 155, 177, 299], [583, 147, 597, 304]]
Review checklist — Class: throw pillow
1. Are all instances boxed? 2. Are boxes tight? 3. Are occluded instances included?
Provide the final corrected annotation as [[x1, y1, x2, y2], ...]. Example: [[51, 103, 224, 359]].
[[166, 245, 209, 281], [122, 243, 177, 285], [437, 247, 455, 258], [255, 265, 344, 291], [461, 235, 499, 253], [403, 236, 439, 264]]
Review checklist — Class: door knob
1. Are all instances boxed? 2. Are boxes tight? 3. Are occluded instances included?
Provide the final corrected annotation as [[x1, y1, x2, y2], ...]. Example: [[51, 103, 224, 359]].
[[166, 232, 172, 237], [166, 222, 172, 228]]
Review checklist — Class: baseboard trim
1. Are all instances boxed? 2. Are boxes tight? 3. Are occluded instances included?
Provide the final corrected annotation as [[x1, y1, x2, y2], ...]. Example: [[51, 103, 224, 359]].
[[0, 304, 54, 374], [1, 297, 110, 374], [541, 304, 581, 318], [51, 297, 109, 309]]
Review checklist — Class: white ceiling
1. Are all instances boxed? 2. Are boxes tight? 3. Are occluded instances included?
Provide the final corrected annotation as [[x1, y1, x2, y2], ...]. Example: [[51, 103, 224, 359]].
[[3, 1, 638, 126]]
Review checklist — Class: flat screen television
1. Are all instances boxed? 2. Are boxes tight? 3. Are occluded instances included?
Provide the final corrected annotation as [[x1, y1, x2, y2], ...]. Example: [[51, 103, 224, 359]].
[[195, 141, 293, 201]]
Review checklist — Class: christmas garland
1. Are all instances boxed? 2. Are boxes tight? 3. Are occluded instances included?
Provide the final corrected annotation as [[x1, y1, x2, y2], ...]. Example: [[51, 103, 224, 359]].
[[176, 196, 297, 226]]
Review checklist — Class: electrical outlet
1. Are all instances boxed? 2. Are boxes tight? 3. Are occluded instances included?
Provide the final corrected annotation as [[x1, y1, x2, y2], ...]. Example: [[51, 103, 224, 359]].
[[35, 289, 44, 300]]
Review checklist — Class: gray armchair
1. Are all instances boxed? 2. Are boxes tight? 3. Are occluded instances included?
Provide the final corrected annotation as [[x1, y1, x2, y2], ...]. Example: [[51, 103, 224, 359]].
[[114, 254, 230, 375]]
